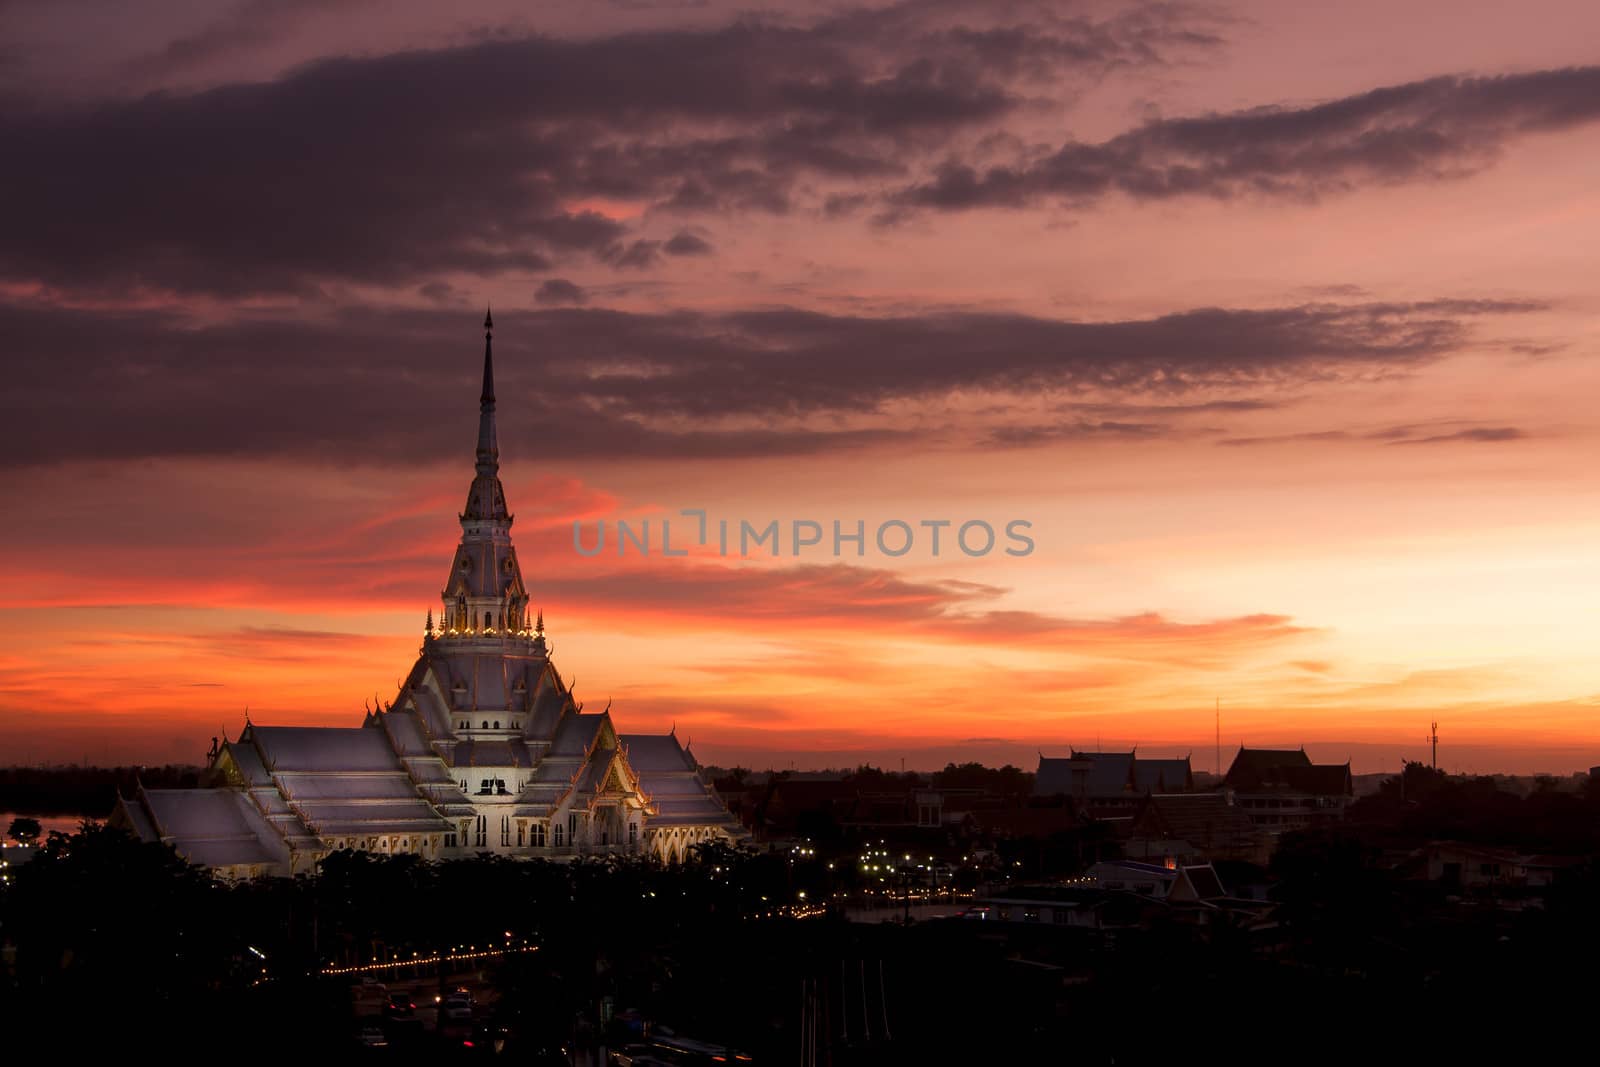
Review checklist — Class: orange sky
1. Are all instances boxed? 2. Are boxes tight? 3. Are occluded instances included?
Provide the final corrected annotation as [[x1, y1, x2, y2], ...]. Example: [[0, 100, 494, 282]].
[[1, 1, 1598, 773]]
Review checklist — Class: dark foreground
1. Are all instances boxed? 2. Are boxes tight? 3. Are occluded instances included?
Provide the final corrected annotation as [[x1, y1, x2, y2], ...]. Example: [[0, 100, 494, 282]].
[[5, 770, 1600, 1060]]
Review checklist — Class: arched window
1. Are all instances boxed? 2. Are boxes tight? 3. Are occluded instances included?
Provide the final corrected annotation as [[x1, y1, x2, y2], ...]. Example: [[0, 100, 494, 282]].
[[493, 720, 500, 729], [481, 721, 489, 729]]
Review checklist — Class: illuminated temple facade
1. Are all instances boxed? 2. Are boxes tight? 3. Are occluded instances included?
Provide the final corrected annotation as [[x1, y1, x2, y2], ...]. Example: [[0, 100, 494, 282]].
[[111, 314, 743, 878]]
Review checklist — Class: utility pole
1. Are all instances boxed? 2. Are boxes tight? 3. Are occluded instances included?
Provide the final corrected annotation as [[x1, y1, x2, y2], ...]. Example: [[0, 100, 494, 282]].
[[1429, 722, 1439, 770]]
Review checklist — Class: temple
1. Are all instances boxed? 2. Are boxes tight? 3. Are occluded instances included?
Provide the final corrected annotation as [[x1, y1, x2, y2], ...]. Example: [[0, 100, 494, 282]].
[[111, 312, 744, 877]]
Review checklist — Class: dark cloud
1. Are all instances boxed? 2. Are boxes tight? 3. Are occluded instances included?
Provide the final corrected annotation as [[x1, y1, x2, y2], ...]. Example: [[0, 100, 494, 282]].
[[663, 231, 715, 256], [122, 0, 375, 85], [534, 278, 587, 305], [1219, 421, 1529, 448], [983, 420, 1167, 447], [0, 296, 1537, 467], [607, 240, 663, 270], [897, 66, 1600, 210], [537, 299, 1536, 419], [1217, 430, 1352, 448], [0, 2, 1216, 295], [1390, 426, 1526, 445], [538, 561, 1308, 662]]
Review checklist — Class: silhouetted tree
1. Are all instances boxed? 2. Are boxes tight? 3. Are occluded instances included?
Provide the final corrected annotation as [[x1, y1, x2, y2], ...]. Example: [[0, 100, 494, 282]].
[[6, 815, 40, 843]]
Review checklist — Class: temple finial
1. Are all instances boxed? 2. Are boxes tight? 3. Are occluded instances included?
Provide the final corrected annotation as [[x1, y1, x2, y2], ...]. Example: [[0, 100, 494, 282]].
[[425, 608, 434, 635], [536, 608, 544, 636], [480, 310, 496, 409], [461, 311, 507, 521]]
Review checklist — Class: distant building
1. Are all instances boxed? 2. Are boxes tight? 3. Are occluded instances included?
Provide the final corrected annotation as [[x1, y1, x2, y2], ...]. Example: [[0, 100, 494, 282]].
[[1222, 747, 1353, 835], [1405, 841, 1583, 891], [1083, 859, 1229, 903], [1034, 750, 1195, 816], [1123, 792, 1267, 865], [111, 317, 742, 876]]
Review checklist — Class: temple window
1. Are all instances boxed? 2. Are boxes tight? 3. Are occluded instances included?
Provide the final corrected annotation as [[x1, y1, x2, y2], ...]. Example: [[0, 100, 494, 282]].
[[474, 815, 487, 847], [553, 823, 564, 847], [484, 612, 492, 630], [629, 823, 637, 845], [493, 720, 500, 729], [500, 817, 511, 847], [516, 821, 525, 847], [531, 823, 546, 847]]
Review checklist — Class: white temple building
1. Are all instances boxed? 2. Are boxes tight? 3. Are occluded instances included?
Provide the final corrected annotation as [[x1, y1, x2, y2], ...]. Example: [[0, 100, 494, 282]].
[[112, 313, 744, 878]]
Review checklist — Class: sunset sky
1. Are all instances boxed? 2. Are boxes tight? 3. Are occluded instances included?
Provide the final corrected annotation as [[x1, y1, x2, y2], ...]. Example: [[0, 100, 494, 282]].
[[3, 0, 1598, 773]]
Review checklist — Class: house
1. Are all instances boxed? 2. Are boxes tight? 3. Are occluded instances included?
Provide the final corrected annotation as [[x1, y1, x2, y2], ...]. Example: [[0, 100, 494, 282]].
[[1083, 859, 1229, 902], [1222, 747, 1353, 835], [1407, 841, 1584, 891]]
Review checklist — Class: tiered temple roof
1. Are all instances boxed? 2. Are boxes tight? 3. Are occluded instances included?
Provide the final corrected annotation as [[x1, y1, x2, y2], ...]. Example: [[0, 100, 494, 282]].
[[1224, 747, 1353, 796], [1034, 750, 1196, 801], [111, 315, 742, 875]]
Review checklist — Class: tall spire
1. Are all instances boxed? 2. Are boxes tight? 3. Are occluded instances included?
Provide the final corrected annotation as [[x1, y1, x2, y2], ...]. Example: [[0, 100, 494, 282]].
[[462, 309, 510, 524], [476, 306, 498, 476], [445, 310, 529, 646]]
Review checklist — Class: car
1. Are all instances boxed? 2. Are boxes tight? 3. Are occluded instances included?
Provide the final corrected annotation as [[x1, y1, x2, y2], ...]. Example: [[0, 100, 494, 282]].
[[357, 1024, 388, 1048], [443, 995, 473, 1023], [383, 991, 417, 1019]]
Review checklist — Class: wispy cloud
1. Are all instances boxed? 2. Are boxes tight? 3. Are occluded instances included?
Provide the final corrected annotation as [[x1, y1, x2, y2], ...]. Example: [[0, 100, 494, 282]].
[[895, 66, 1600, 212], [0, 298, 1538, 465]]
